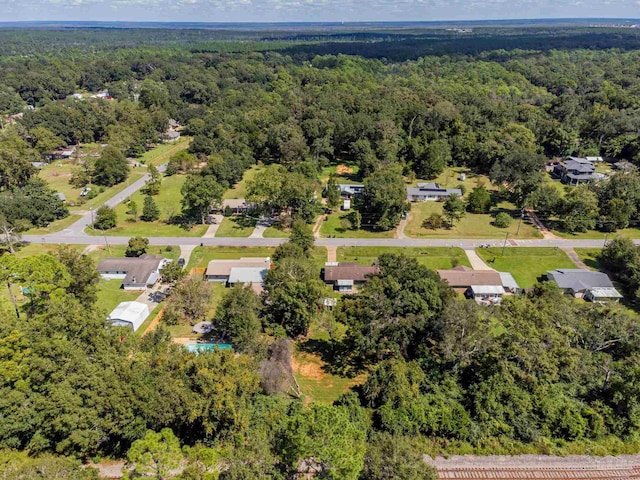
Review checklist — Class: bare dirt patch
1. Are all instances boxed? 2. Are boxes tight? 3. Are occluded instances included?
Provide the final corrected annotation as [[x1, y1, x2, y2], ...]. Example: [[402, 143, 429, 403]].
[[336, 164, 354, 175], [293, 353, 328, 383]]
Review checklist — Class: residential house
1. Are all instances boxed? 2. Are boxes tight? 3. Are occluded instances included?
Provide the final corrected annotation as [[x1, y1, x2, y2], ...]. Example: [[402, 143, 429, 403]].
[[322, 262, 379, 293], [45, 145, 76, 161], [228, 267, 269, 294], [406, 183, 462, 202], [220, 199, 254, 215], [205, 257, 271, 282], [107, 301, 149, 331], [553, 157, 604, 186], [97, 254, 168, 290], [545, 268, 622, 301], [437, 266, 519, 305], [168, 118, 180, 129], [338, 184, 365, 198]]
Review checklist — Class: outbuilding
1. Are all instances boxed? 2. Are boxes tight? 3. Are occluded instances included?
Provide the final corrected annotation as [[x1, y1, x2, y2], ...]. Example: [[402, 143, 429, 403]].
[[107, 301, 150, 332]]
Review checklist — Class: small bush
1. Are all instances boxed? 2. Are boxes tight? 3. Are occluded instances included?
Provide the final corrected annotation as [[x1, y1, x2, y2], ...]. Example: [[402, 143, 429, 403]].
[[423, 213, 445, 230], [495, 212, 513, 228]]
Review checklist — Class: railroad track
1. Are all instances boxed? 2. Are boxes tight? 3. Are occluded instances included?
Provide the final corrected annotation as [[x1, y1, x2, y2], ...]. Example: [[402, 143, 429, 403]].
[[438, 466, 640, 480]]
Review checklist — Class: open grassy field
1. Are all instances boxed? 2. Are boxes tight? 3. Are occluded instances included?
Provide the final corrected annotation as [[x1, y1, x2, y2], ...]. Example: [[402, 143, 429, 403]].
[[215, 216, 256, 237], [140, 136, 191, 167], [37, 160, 146, 211], [319, 211, 396, 238], [405, 201, 542, 239], [187, 246, 327, 271], [337, 246, 471, 270], [574, 248, 602, 270], [95, 278, 140, 315], [224, 164, 264, 199], [475, 247, 575, 288], [87, 174, 207, 237], [14, 243, 82, 258]]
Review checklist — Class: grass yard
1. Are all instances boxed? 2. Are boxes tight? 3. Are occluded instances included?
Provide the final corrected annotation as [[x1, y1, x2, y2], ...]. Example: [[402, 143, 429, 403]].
[[87, 174, 207, 237], [140, 136, 191, 167], [319, 161, 361, 184], [95, 279, 140, 315], [574, 248, 603, 270], [337, 246, 471, 270], [475, 247, 575, 288], [553, 228, 640, 240], [292, 350, 365, 404], [405, 201, 542, 239], [319, 211, 396, 238], [411, 166, 492, 191], [215, 216, 256, 238], [25, 214, 83, 235], [186, 246, 278, 270], [263, 226, 291, 238], [224, 164, 264, 200], [186, 246, 327, 271], [85, 244, 180, 263], [15, 243, 82, 258]]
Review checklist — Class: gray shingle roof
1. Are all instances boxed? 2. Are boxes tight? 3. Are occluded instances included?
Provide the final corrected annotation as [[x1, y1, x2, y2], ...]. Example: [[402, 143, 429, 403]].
[[546, 269, 615, 291]]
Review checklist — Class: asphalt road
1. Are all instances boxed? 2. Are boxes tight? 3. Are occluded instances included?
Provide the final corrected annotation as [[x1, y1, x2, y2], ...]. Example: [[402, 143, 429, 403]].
[[26, 163, 633, 249]]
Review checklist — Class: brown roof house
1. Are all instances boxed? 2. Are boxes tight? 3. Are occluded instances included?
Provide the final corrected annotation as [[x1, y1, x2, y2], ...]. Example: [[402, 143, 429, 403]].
[[97, 254, 169, 290], [437, 266, 518, 305], [323, 262, 379, 293]]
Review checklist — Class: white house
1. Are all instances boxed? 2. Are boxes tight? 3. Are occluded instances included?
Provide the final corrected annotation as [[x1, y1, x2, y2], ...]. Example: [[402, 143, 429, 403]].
[[107, 301, 150, 331], [406, 183, 462, 202], [97, 254, 168, 290], [205, 257, 271, 282]]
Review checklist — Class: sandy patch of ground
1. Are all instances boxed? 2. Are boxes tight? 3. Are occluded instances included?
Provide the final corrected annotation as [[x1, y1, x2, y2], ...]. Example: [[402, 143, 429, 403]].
[[336, 164, 354, 175], [293, 353, 327, 382]]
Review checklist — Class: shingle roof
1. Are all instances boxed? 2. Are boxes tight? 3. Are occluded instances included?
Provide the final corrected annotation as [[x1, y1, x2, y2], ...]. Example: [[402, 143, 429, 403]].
[[546, 269, 615, 291], [323, 263, 378, 282], [205, 258, 271, 277], [437, 268, 503, 288], [97, 255, 163, 285]]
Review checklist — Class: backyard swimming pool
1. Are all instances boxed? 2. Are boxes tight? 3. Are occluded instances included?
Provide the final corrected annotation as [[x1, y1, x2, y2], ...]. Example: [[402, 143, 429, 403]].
[[184, 343, 233, 353]]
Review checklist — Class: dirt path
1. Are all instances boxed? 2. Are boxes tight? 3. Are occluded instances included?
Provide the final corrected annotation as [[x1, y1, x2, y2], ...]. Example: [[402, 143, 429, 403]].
[[312, 215, 325, 238], [82, 244, 102, 255], [561, 246, 588, 269], [396, 217, 408, 239], [528, 209, 560, 240], [326, 246, 337, 263], [141, 306, 164, 336]]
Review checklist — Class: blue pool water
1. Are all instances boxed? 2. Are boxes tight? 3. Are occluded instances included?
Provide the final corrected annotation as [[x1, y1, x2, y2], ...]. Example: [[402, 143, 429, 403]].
[[185, 343, 233, 353]]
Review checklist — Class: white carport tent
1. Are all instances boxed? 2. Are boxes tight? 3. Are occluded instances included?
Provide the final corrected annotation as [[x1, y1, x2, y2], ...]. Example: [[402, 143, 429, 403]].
[[107, 301, 150, 332]]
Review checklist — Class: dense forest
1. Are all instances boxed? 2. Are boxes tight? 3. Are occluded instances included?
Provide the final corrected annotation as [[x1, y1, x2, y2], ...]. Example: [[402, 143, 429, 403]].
[[2, 25, 640, 478]]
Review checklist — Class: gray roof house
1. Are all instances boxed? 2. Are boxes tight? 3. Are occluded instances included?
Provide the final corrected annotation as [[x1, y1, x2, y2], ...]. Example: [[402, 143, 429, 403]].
[[554, 158, 604, 186], [546, 268, 622, 301], [338, 184, 365, 198], [97, 254, 168, 290], [407, 183, 462, 202]]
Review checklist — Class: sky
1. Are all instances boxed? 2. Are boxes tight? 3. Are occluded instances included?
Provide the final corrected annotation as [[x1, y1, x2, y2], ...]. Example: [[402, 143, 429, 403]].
[[1, 0, 639, 23]]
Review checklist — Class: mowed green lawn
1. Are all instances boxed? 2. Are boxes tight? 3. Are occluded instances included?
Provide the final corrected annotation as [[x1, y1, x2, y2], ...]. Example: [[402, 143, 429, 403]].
[[475, 247, 576, 288], [263, 226, 291, 238], [337, 246, 471, 270], [215, 216, 256, 238], [553, 228, 640, 240], [405, 201, 542, 239], [95, 278, 140, 315], [319, 211, 396, 238], [23, 214, 83, 235], [411, 166, 491, 191], [88, 174, 207, 237], [224, 164, 264, 200], [574, 248, 602, 270], [187, 246, 327, 271], [140, 136, 191, 167], [85, 244, 180, 264]]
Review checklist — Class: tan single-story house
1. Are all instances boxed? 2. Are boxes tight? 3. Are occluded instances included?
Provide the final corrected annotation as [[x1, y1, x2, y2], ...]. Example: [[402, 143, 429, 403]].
[[205, 257, 271, 283], [322, 262, 379, 293]]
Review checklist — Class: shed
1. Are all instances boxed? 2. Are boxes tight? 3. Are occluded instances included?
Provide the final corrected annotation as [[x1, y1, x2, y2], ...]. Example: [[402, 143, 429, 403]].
[[107, 301, 149, 332], [585, 287, 623, 303], [498, 272, 519, 292], [55, 192, 66, 202], [342, 199, 351, 210]]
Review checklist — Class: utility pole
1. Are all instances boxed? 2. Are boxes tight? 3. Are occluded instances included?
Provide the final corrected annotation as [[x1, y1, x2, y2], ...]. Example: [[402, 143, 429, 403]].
[[501, 232, 510, 256], [104, 235, 111, 255], [90, 207, 94, 229]]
